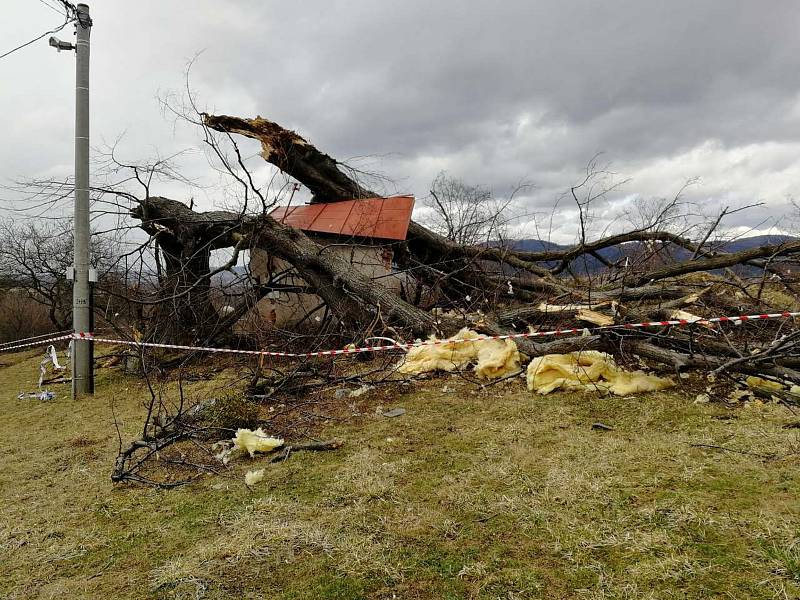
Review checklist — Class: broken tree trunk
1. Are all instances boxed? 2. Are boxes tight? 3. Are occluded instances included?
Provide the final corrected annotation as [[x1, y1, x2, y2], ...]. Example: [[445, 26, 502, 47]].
[[201, 114, 558, 295], [198, 113, 800, 342], [132, 197, 243, 343], [131, 196, 441, 338], [122, 112, 800, 378], [204, 113, 771, 297], [199, 114, 375, 203]]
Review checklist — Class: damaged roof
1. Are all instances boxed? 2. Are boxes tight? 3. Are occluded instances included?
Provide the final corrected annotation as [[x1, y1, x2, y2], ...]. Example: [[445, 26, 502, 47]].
[[269, 195, 414, 241]]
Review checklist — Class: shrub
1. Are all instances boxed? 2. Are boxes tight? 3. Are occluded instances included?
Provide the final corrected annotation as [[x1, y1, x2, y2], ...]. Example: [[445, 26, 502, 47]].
[[204, 394, 261, 432]]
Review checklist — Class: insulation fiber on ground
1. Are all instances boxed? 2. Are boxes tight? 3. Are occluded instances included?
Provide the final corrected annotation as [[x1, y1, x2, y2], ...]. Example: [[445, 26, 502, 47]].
[[232, 428, 284, 457], [474, 337, 522, 379], [397, 328, 521, 379], [244, 468, 266, 486], [526, 350, 673, 396]]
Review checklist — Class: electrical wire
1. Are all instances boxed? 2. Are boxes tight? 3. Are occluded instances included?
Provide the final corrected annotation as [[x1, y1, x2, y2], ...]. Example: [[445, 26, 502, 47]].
[[0, 15, 73, 61], [35, 0, 67, 17], [50, 0, 78, 18]]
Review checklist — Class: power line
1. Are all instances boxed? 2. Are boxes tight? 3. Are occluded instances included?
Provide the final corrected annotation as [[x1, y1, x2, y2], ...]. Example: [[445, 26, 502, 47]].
[[0, 16, 73, 61], [55, 0, 79, 19], [35, 0, 67, 17]]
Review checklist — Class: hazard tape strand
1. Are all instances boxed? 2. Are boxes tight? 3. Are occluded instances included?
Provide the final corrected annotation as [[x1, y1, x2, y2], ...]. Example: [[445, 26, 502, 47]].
[[0, 330, 72, 348], [0, 334, 72, 353], [2, 311, 798, 358], [70, 310, 800, 358]]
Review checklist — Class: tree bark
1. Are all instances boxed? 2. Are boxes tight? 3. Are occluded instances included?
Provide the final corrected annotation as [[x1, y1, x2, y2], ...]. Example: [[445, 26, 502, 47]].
[[201, 113, 558, 291], [131, 196, 440, 337], [246, 214, 440, 336], [131, 197, 242, 342]]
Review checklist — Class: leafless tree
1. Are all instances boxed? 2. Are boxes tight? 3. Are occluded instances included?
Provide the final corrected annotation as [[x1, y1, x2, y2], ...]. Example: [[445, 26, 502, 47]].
[[8, 103, 800, 363], [422, 171, 525, 246], [0, 218, 121, 330]]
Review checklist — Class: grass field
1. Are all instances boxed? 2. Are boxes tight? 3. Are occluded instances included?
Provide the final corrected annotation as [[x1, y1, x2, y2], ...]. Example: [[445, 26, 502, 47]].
[[1, 348, 799, 599]]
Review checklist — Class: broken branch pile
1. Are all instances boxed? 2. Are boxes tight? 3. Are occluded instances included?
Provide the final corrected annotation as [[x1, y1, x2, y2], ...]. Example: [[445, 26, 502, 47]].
[[116, 111, 800, 384], [95, 108, 800, 489]]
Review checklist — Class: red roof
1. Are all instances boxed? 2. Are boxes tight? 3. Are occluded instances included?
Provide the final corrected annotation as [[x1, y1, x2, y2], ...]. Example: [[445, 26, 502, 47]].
[[269, 196, 414, 241]]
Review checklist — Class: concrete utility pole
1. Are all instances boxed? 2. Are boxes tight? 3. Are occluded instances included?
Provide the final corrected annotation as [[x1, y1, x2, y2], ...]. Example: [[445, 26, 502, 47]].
[[71, 3, 93, 396]]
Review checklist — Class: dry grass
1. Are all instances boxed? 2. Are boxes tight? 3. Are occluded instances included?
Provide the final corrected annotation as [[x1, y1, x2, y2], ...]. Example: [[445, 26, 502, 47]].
[[0, 349, 799, 599]]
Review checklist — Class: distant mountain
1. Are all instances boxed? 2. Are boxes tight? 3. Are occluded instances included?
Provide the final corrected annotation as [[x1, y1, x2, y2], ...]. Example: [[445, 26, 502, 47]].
[[504, 234, 798, 274], [716, 235, 796, 253], [507, 239, 567, 253], [510, 234, 796, 255]]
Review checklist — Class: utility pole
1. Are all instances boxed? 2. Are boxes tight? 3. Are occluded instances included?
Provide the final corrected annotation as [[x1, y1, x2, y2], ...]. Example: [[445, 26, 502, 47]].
[[70, 4, 93, 396], [50, 4, 93, 396]]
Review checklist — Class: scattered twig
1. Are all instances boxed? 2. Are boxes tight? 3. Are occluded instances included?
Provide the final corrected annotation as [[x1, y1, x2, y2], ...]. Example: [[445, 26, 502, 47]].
[[480, 369, 523, 389], [270, 438, 344, 463], [591, 422, 615, 431], [689, 443, 776, 460]]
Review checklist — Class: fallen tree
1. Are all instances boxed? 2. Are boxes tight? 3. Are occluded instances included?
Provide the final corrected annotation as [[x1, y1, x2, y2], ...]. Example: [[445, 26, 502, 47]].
[[115, 111, 800, 378], [95, 110, 800, 488]]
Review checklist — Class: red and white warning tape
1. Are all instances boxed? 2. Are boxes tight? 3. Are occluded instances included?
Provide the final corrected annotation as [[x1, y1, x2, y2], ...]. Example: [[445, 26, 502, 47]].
[[0, 334, 72, 353], [3, 311, 800, 359], [73, 310, 800, 358], [0, 330, 72, 348]]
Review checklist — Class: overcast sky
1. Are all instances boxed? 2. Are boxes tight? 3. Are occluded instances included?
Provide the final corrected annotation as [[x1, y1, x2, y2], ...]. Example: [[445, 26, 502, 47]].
[[2, 0, 799, 242]]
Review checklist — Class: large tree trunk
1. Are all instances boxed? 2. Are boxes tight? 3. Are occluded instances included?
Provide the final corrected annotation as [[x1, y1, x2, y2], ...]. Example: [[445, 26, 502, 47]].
[[131, 196, 440, 338], [201, 114, 552, 299], [247, 215, 439, 336], [131, 197, 242, 343], [125, 113, 800, 378]]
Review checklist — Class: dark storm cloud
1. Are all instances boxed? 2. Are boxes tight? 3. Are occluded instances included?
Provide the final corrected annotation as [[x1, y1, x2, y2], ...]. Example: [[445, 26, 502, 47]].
[[2, 0, 799, 239]]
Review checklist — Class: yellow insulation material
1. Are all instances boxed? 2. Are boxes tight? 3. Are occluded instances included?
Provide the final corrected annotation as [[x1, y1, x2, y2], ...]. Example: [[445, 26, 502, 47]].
[[745, 376, 784, 393], [474, 337, 522, 379], [526, 350, 673, 396], [244, 469, 265, 486], [232, 428, 284, 457], [396, 328, 482, 375], [397, 328, 521, 379]]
